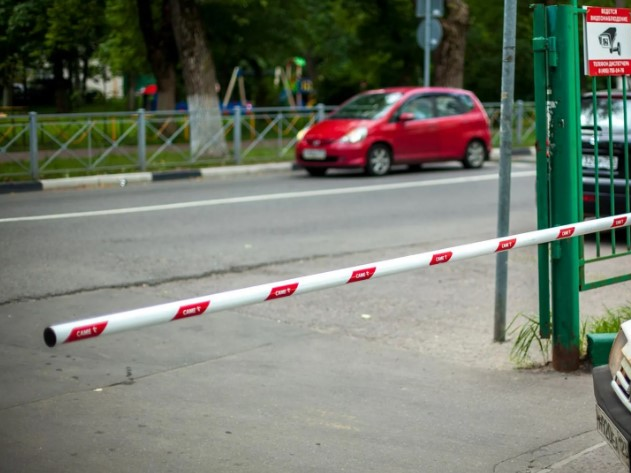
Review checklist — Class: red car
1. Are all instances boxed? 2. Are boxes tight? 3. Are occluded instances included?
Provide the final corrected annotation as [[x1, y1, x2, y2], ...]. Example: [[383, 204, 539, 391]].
[[295, 86, 492, 176]]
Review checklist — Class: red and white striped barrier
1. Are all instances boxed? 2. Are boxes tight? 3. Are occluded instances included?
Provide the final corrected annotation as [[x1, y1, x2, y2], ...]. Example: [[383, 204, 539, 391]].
[[43, 213, 631, 347]]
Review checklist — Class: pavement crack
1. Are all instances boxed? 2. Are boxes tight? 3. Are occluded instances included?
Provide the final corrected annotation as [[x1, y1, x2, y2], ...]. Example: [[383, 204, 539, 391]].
[[0, 334, 311, 410], [0, 243, 425, 307], [493, 429, 601, 473]]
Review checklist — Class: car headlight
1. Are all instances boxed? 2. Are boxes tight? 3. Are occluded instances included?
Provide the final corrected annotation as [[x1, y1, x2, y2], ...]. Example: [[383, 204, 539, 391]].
[[296, 127, 312, 142], [610, 328, 628, 378], [609, 321, 631, 411], [339, 127, 368, 144]]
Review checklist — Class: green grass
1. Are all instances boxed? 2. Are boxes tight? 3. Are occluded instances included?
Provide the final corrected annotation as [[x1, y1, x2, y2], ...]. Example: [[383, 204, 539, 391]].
[[0, 146, 295, 182], [508, 313, 552, 367], [589, 306, 631, 333], [508, 303, 631, 368]]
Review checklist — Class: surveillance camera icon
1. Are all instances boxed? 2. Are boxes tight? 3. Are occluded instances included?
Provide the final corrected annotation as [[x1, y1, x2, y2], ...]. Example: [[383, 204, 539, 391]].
[[599, 27, 622, 55]]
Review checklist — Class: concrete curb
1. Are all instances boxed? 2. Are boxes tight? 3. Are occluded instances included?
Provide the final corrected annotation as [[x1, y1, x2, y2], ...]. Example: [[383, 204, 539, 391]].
[[41, 172, 153, 191], [0, 162, 295, 194]]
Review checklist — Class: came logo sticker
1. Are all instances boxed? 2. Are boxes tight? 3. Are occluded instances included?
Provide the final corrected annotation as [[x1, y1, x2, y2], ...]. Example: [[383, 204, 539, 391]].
[[613, 216, 628, 228], [267, 283, 299, 300], [173, 300, 210, 320], [348, 267, 376, 283], [496, 238, 517, 252], [557, 227, 575, 239], [430, 251, 453, 265], [66, 321, 108, 343]]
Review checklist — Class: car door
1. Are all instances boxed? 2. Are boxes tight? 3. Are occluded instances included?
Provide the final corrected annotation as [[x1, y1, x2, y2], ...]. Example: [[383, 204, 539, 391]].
[[433, 93, 475, 159], [391, 95, 441, 161]]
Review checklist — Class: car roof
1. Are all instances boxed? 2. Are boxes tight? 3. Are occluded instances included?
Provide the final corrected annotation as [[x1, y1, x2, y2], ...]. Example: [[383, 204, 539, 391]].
[[362, 86, 475, 96]]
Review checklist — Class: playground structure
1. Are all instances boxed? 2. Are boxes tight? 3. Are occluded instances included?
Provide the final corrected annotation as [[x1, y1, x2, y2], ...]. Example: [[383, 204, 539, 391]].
[[223, 57, 314, 110], [274, 57, 314, 108], [221, 67, 251, 112]]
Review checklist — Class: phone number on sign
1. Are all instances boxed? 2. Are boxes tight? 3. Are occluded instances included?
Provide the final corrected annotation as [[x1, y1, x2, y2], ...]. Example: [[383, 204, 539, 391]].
[[596, 67, 629, 74]]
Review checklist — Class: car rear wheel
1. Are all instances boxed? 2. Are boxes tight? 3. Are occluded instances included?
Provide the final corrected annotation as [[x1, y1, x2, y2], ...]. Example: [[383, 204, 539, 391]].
[[305, 166, 327, 177], [365, 144, 392, 176], [462, 140, 486, 169]]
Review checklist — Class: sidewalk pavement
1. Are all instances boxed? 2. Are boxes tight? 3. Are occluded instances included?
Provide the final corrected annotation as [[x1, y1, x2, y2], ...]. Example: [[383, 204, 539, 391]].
[[2, 242, 628, 473], [3, 145, 629, 471]]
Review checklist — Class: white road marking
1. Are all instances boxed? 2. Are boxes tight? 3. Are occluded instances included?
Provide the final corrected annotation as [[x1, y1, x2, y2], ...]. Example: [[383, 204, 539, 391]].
[[0, 170, 535, 224]]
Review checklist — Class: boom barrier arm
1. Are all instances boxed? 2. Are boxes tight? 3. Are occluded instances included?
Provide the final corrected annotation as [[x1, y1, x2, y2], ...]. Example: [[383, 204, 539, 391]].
[[44, 214, 631, 348]]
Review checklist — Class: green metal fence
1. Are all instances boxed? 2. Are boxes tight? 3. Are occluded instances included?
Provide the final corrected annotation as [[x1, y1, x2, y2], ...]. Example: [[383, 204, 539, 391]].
[[0, 102, 535, 181], [579, 77, 631, 290], [533, 3, 631, 371], [0, 106, 328, 180]]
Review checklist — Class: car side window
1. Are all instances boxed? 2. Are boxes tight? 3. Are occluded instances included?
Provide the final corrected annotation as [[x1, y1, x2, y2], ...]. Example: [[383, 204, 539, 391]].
[[458, 94, 475, 112], [436, 95, 466, 117], [399, 96, 434, 120]]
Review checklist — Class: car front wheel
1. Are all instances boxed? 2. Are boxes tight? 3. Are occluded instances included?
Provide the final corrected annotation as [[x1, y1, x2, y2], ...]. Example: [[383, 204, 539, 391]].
[[365, 144, 392, 176], [463, 140, 486, 169]]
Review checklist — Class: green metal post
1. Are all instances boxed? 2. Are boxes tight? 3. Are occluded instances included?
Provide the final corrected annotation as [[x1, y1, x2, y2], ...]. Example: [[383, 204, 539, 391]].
[[532, 4, 551, 339], [547, 5, 581, 371]]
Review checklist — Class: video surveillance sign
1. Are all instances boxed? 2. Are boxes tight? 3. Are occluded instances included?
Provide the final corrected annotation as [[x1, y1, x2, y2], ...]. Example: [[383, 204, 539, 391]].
[[583, 7, 631, 76]]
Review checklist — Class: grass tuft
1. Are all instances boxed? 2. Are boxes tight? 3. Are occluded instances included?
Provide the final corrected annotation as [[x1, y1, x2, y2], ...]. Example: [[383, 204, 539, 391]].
[[508, 303, 631, 368], [508, 313, 551, 367]]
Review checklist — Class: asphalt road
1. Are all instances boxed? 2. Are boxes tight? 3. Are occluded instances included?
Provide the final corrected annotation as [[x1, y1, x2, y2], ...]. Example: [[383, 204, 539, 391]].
[[0, 162, 538, 304], [1, 161, 630, 473]]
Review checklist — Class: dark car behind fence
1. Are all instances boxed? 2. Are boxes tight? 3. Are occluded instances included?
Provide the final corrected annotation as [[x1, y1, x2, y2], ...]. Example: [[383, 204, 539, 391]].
[[579, 82, 631, 291], [0, 102, 534, 181]]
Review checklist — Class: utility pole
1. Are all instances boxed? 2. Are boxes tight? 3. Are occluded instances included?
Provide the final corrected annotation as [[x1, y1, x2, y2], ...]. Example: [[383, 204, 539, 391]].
[[494, 0, 517, 342], [415, 0, 444, 86]]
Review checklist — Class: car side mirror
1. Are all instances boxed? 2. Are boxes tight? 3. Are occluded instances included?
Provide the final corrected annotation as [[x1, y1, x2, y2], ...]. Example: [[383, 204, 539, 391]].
[[399, 112, 415, 122]]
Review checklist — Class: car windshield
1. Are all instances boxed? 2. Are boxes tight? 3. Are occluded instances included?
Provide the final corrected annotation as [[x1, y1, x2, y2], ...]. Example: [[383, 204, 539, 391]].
[[581, 96, 631, 131], [330, 92, 403, 120]]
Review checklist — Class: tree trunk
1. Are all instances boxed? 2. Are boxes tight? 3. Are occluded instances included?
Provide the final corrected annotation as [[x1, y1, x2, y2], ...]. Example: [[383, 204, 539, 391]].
[[52, 52, 70, 113], [432, 0, 469, 88], [136, 0, 178, 111], [170, 0, 228, 158], [2, 82, 13, 107], [126, 74, 138, 111]]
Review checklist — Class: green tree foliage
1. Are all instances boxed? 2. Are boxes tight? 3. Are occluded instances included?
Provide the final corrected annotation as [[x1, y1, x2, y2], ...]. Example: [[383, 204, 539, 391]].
[[0, 0, 48, 104], [0, 0, 107, 109], [45, 0, 105, 59], [201, 0, 419, 105], [465, 0, 623, 102], [98, 0, 149, 109], [3, 0, 629, 110], [99, 0, 148, 76], [45, 0, 107, 108]]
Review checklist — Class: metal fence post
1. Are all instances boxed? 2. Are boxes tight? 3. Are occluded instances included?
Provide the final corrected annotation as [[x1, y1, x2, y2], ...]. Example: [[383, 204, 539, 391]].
[[547, 4, 581, 371], [317, 103, 325, 122], [28, 112, 39, 180], [515, 99, 524, 145], [233, 106, 241, 164], [137, 109, 146, 171]]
